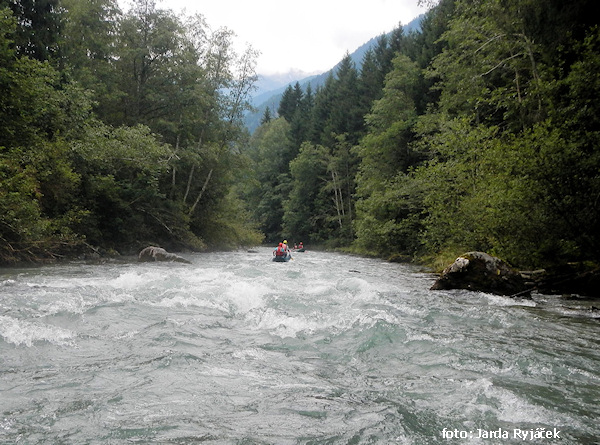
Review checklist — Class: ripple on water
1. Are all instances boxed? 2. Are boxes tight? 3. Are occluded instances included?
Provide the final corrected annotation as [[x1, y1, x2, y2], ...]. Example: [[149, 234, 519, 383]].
[[0, 249, 598, 444]]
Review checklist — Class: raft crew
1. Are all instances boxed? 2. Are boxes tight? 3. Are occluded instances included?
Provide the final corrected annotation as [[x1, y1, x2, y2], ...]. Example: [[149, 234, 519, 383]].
[[274, 240, 304, 257], [273, 242, 286, 258]]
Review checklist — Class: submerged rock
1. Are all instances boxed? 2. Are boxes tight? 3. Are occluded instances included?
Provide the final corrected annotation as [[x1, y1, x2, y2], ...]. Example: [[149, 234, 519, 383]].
[[431, 251, 528, 297], [138, 246, 191, 264]]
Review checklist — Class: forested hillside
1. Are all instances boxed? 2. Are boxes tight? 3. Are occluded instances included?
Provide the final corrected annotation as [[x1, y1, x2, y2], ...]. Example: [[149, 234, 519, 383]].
[[2, 0, 599, 269], [246, 0, 600, 269], [244, 14, 425, 134], [0, 0, 263, 264]]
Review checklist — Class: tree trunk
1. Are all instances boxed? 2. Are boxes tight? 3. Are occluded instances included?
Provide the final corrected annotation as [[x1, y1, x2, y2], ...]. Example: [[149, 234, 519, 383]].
[[189, 168, 213, 216], [183, 164, 195, 204], [331, 170, 343, 228]]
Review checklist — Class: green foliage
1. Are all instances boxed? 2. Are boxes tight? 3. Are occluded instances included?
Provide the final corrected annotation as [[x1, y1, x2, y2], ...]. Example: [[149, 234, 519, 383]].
[[353, 55, 423, 255], [257, 0, 600, 269], [0, 154, 46, 242], [411, 112, 599, 267], [353, 172, 424, 256], [60, 0, 122, 110], [0, 1, 261, 263], [284, 142, 330, 241], [73, 122, 171, 178], [3, 0, 599, 268], [316, 55, 364, 147], [246, 118, 293, 241], [278, 84, 302, 122], [191, 189, 264, 250], [261, 107, 272, 125], [405, 0, 600, 267], [412, 118, 502, 255], [7, 0, 62, 62], [66, 122, 170, 247], [357, 55, 420, 177]]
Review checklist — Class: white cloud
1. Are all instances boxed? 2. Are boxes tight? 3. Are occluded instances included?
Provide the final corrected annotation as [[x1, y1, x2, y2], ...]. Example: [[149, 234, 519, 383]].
[[122, 0, 426, 75]]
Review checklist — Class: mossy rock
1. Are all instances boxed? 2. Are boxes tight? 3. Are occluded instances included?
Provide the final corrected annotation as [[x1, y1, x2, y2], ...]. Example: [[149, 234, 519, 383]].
[[431, 251, 529, 297]]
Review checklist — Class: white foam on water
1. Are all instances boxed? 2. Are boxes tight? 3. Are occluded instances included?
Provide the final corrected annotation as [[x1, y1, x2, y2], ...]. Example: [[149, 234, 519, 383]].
[[494, 389, 568, 425], [255, 269, 405, 338], [0, 315, 75, 347], [460, 378, 576, 427], [249, 307, 322, 338], [1, 250, 597, 443], [232, 347, 269, 361], [181, 266, 224, 285], [405, 331, 456, 345], [566, 365, 600, 381], [390, 301, 429, 318], [151, 292, 223, 311], [107, 270, 170, 290], [334, 276, 377, 301], [40, 293, 88, 315], [486, 294, 537, 308], [151, 287, 236, 315], [223, 279, 270, 315], [4, 269, 161, 318], [243, 295, 402, 339], [143, 266, 276, 316], [303, 283, 335, 297]]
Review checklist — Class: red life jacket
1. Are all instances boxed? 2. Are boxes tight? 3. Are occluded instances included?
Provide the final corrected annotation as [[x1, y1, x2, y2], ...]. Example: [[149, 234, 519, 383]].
[[275, 246, 286, 256]]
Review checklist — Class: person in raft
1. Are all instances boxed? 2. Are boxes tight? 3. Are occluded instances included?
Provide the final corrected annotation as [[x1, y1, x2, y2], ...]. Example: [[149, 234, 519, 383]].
[[273, 242, 287, 258], [282, 240, 291, 253]]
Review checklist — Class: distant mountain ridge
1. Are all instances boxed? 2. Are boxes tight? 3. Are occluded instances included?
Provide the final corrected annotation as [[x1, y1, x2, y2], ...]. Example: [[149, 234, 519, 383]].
[[245, 14, 425, 133], [255, 69, 318, 92], [251, 70, 321, 108]]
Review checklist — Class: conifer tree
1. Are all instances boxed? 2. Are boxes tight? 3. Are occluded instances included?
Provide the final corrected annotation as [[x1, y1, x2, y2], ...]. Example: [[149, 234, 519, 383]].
[[7, 0, 63, 62], [261, 107, 272, 125], [277, 85, 297, 122], [359, 48, 384, 110]]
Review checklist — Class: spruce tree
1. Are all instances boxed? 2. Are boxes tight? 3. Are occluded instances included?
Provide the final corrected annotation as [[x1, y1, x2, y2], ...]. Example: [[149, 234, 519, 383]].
[[8, 0, 63, 62], [278, 85, 297, 122], [261, 107, 272, 125]]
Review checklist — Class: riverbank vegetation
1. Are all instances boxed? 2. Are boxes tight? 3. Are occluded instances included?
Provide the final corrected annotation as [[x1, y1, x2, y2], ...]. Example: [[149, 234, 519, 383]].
[[1, 0, 263, 264], [2, 0, 599, 271], [247, 0, 600, 270]]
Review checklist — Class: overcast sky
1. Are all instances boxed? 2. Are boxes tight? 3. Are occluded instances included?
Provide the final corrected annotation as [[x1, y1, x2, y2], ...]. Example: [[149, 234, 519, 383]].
[[121, 0, 427, 75]]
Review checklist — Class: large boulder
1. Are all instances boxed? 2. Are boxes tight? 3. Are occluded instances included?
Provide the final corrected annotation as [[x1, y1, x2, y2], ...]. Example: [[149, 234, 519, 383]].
[[431, 251, 529, 297], [138, 246, 191, 264]]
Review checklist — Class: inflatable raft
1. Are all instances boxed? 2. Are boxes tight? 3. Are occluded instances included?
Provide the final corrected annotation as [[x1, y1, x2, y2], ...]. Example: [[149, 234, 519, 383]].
[[272, 253, 292, 262]]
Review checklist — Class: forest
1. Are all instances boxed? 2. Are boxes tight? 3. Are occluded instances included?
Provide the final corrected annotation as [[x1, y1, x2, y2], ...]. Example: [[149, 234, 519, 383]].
[[1, 0, 599, 270], [1, 0, 263, 263], [247, 0, 600, 269]]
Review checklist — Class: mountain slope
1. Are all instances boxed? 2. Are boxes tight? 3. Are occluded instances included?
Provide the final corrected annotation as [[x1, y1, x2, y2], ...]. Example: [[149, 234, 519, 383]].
[[245, 14, 425, 133], [252, 70, 321, 107]]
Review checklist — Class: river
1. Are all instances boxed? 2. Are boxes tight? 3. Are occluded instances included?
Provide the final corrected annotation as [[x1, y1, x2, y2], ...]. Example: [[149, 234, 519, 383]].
[[1, 248, 598, 444]]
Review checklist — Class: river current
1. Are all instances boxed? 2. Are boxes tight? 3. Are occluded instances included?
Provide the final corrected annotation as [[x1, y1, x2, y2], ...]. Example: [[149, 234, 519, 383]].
[[1, 248, 598, 444]]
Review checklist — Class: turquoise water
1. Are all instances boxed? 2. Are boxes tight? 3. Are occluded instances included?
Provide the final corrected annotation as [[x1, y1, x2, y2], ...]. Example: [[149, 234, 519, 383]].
[[1, 248, 598, 444]]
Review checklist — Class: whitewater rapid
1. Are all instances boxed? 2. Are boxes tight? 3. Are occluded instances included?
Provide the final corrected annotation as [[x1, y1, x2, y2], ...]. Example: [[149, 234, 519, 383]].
[[1, 248, 598, 444]]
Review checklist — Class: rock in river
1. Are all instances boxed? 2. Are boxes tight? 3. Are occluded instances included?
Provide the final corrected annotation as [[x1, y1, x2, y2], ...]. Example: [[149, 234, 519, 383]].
[[431, 251, 528, 297], [138, 246, 191, 264]]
